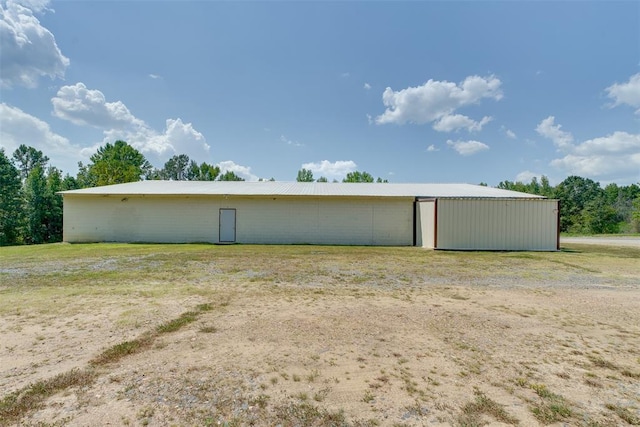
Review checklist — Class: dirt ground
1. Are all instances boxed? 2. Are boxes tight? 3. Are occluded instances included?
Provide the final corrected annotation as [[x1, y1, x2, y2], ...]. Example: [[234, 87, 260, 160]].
[[1, 244, 639, 426]]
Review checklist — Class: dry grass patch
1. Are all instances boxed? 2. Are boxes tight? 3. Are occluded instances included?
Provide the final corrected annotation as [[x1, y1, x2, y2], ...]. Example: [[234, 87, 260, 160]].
[[456, 389, 519, 426], [0, 302, 214, 426], [605, 403, 640, 425], [1, 243, 639, 425], [0, 369, 95, 426], [272, 402, 348, 426], [528, 383, 573, 423], [89, 335, 155, 366]]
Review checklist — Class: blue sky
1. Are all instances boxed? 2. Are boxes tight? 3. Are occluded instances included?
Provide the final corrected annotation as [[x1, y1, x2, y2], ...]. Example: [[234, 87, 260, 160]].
[[1, 0, 639, 185]]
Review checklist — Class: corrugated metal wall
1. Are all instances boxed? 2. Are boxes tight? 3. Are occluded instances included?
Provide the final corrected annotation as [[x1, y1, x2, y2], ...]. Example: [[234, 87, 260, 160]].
[[63, 195, 414, 246], [434, 198, 558, 250]]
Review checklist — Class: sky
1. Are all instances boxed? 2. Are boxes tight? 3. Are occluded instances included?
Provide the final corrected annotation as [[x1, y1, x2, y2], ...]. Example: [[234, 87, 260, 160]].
[[1, 0, 639, 185]]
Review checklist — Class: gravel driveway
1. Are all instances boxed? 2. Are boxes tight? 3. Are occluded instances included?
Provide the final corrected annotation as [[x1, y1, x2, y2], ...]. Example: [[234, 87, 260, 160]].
[[561, 236, 640, 247]]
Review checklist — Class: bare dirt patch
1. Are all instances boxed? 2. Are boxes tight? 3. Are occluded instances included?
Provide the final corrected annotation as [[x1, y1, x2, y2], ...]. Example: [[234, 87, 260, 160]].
[[1, 243, 639, 426]]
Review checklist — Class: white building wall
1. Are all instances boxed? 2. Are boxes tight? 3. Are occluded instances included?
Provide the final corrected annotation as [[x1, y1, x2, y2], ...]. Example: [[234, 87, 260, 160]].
[[228, 196, 413, 245], [435, 198, 558, 251], [63, 195, 218, 243], [63, 195, 414, 246]]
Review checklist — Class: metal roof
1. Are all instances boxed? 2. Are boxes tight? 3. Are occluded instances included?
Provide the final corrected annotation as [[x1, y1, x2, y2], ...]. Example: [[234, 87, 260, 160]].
[[60, 181, 545, 199]]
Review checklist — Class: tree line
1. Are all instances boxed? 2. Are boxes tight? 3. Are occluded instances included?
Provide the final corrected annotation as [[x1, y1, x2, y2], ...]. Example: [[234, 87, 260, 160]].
[[497, 176, 640, 234], [1, 140, 639, 246], [296, 168, 388, 183]]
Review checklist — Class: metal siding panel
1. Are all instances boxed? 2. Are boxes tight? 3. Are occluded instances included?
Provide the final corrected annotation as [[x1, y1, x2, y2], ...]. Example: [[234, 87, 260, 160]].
[[436, 199, 557, 250]]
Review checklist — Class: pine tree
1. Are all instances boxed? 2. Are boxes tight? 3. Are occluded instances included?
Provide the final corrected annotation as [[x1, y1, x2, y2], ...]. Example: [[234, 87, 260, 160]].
[[0, 149, 24, 245], [23, 165, 49, 244]]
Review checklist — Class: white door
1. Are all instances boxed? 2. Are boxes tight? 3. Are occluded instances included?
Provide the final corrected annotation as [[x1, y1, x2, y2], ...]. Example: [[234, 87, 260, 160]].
[[219, 208, 236, 242]]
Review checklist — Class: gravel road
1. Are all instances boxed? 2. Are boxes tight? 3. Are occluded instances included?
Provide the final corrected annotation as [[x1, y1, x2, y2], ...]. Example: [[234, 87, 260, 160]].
[[561, 236, 640, 247]]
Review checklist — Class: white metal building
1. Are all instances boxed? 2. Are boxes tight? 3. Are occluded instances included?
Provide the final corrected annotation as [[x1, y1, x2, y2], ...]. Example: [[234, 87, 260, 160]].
[[60, 181, 559, 250]]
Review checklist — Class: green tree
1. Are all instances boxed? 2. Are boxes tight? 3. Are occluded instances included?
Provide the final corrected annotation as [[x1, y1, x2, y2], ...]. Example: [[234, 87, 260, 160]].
[[23, 165, 49, 244], [343, 171, 374, 183], [496, 176, 552, 196], [554, 176, 603, 232], [316, 176, 328, 183], [497, 178, 537, 195], [81, 141, 152, 187], [218, 170, 245, 181], [163, 154, 191, 180], [21, 166, 66, 244], [604, 183, 640, 231], [146, 168, 164, 180], [44, 167, 65, 242], [76, 161, 94, 188], [581, 195, 620, 234], [631, 195, 640, 232], [12, 144, 49, 180], [187, 161, 220, 181], [296, 168, 314, 182], [0, 149, 24, 245], [540, 176, 553, 197], [61, 174, 80, 191]]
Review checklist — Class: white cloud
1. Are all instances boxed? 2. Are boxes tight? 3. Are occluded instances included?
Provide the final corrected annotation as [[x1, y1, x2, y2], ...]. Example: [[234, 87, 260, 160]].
[[363, 82, 371, 90], [515, 170, 542, 183], [366, 114, 373, 125], [426, 144, 439, 152], [148, 73, 162, 80], [52, 83, 145, 129], [0, 0, 69, 88], [538, 115, 640, 181], [102, 118, 210, 166], [605, 73, 640, 114], [573, 131, 640, 155], [535, 116, 574, 149], [341, 72, 350, 78], [280, 134, 303, 147], [217, 160, 259, 181], [446, 139, 489, 156], [301, 160, 357, 178], [550, 132, 640, 179], [375, 75, 502, 126], [52, 82, 211, 167], [0, 103, 83, 173], [567, 75, 640, 180], [500, 125, 516, 139], [433, 114, 492, 133]]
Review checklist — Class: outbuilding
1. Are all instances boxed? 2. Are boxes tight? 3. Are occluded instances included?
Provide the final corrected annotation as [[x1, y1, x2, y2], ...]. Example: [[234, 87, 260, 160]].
[[60, 181, 559, 250]]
